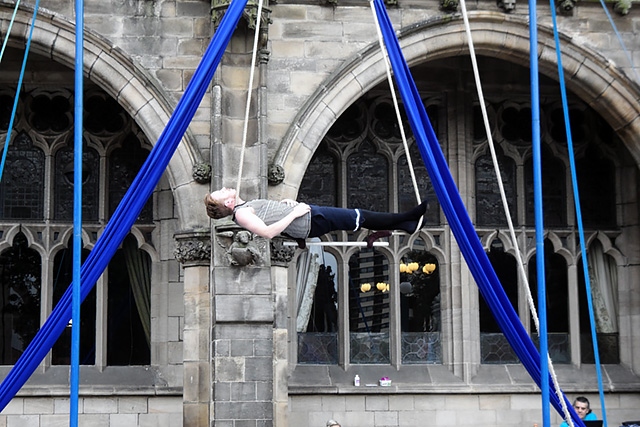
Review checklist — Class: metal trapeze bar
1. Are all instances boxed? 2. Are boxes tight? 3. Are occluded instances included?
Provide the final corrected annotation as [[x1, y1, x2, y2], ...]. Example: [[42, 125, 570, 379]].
[[282, 241, 389, 247]]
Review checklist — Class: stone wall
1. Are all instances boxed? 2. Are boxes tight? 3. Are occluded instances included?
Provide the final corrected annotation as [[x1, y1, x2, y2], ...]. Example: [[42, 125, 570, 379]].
[[0, 396, 182, 427], [290, 393, 640, 427]]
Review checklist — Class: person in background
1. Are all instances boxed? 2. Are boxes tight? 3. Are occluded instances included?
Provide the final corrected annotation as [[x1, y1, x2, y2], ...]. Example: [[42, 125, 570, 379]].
[[204, 187, 426, 249], [326, 420, 341, 427], [560, 396, 598, 427]]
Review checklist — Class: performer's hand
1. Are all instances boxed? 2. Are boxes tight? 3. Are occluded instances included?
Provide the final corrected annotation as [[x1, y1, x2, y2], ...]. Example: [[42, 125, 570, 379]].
[[292, 202, 310, 217]]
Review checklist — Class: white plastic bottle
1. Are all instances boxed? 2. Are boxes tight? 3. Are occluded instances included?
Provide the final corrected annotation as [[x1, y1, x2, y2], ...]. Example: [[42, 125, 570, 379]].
[[354, 374, 360, 386]]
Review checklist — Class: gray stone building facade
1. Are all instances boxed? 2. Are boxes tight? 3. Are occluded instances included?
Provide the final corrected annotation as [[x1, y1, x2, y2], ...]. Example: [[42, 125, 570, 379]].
[[0, 0, 638, 426]]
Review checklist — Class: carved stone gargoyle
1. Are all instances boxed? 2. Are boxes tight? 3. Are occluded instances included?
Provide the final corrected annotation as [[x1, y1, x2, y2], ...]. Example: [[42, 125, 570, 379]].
[[216, 229, 263, 267]]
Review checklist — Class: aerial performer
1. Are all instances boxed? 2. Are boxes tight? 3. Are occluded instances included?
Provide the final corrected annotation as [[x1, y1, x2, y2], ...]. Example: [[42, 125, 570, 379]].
[[204, 187, 427, 248]]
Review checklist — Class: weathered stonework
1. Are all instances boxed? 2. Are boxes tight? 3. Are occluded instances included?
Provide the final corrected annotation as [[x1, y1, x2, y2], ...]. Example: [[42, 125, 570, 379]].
[[0, 0, 638, 426]]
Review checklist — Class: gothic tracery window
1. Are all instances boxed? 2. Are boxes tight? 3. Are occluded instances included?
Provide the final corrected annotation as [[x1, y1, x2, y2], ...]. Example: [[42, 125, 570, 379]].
[[474, 98, 620, 364], [0, 87, 154, 368], [296, 94, 443, 366]]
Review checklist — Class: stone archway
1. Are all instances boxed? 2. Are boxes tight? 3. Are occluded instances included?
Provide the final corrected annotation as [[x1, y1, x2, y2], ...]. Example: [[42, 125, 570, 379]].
[[272, 10, 640, 196], [0, 4, 209, 230]]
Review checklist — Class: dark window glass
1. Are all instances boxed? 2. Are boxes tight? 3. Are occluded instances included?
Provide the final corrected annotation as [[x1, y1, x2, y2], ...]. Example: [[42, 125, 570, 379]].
[[51, 243, 95, 365], [549, 108, 587, 144], [28, 94, 71, 133], [0, 233, 41, 364], [480, 241, 520, 364], [398, 144, 440, 225], [527, 241, 571, 363], [475, 147, 517, 226], [84, 95, 125, 134], [372, 101, 404, 140], [480, 241, 518, 333], [347, 141, 388, 211], [326, 102, 366, 142], [528, 242, 569, 333], [0, 132, 45, 220], [577, 145, 616, 228], [107, 235, 150, 365], [296, 252, 339, 365], [500, 105, 532, 146], [299, 143, 338, 207], [54, 143, 100, 221], [109, 135, 152, 223], [0, 95, 14, 130], [349, 249, 390, 364], [473, 105, 486, 141], [525, 148, 566, 227]]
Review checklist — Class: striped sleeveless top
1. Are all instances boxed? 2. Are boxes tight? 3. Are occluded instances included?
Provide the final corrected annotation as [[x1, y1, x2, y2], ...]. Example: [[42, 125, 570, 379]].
[[233, 199, 311, 239]]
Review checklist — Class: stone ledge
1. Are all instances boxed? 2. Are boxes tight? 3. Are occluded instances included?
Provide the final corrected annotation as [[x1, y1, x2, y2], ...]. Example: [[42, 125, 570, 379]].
[[0, 366, 183, 397], [14, 386, 182, 397], [289, 363, 640, 394]]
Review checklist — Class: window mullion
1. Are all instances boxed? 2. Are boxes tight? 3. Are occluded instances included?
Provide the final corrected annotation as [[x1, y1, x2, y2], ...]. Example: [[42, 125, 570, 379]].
[[95, 274, 108, 369]]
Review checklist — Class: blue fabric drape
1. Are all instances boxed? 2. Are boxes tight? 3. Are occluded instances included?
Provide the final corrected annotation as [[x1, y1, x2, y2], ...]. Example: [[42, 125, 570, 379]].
[[371, 0, 584, 425], [0, 0, 248, 410]]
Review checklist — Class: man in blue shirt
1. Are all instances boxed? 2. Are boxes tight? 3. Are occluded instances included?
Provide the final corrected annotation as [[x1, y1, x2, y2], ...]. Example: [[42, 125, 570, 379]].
[[560, 396, 598, 427]]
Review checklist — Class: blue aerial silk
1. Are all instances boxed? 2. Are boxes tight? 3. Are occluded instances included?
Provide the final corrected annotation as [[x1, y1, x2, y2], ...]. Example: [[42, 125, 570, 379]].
[[0, 0, 249, 410], [371, 0, 584, 425]]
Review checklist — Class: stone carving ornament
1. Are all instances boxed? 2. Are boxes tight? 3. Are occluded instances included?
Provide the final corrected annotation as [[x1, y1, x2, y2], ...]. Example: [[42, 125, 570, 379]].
[[174, 232, 211, 264], [267, 163, 285, 186], [192, 163, 212, 184], [216, 229, 264, 266], [211, 0, 272, 49]]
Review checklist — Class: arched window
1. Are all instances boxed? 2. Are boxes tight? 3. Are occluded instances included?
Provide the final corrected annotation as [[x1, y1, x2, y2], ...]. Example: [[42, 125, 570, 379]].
[[400, 243, 441, 364], [480, 239, 519, 364], [475, 146, 516, 227], [525, 147, 566, 227], [0, 133, 45, 220], [107, 234, 151, 365], [0, 86, 154, 368], [51, 241, 94, 365], [578, 240, 619, 364], [349, 249, 391, 364], [295, 94, 444, 367], [528, 240, 571, 364], [0, 233, 41, 364]]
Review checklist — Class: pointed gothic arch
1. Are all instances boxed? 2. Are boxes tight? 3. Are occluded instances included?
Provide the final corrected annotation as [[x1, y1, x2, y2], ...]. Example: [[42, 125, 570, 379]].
[[0, 4, 208, 230], [273, 11, 640, 196]]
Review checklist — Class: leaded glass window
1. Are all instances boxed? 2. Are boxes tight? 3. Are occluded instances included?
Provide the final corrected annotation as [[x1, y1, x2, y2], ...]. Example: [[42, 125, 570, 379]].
[[0, 233, 40, 364], [0, 132, 44, 220], [0, 85, 154, 369], [296, 93, 444, 367]]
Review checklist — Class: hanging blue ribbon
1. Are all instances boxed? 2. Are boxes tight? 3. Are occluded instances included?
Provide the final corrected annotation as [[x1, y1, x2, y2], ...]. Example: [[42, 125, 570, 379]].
[[0, 0, 248, 410], [371, 0, 584, 425]]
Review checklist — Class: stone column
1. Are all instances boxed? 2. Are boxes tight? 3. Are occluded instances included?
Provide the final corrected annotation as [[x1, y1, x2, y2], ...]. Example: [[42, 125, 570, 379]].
[[175, 231, 212, 427], [270, 239, 296, 427], [211, 223, 274, 426]]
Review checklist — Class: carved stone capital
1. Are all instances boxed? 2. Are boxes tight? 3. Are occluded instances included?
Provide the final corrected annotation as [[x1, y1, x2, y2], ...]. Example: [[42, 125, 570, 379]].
[[211, 0, 272, 49], [192, 163, 212, 184], [174, 231, 211, 265], [270, 238, 295, 267]]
